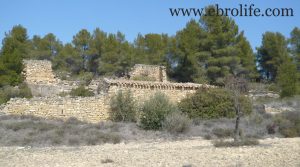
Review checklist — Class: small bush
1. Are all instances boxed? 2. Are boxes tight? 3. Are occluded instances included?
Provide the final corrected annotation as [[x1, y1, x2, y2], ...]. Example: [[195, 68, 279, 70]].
[[78, 72, 94, 85], [101, 158, 114, 164], [162, 111, 192, 134], [0, 83, 32, 104], [212, 128, 233, 138], [140, 92, 178, 130], [70, 85, 94, 97], [0, 115, 122, 147], [213, 138, 259, 147], [267, 83, 281, 93], [18, 83, 32, 98], [179, 88, 252, 119], [266, 124, 276, 134], [274, 111, 300, 137], [110, 90, 137, 122]]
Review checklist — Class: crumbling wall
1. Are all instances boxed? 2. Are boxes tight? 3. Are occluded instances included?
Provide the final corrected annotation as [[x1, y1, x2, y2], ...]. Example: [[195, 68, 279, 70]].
[[104, 78, 213, 104], [23, 60, 79, 97], [23, 60, 58, 85], [129, 64, 167, 82], [0, 61, 215, 123]]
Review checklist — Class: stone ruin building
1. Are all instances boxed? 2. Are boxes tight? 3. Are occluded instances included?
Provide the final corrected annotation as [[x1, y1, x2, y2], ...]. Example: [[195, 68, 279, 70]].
[[1, 60, 214, 123]]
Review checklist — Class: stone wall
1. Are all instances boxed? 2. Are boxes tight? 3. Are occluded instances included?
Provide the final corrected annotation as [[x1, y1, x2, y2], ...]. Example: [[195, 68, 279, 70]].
[[23, 60, 58, 85], [2, 96, 110, 123], [1, 78, 213, 123], [129, 64, 167, 82], [104, 78, 212, 104], [23, 60, 79, 96], [0, 60, 215, 123]]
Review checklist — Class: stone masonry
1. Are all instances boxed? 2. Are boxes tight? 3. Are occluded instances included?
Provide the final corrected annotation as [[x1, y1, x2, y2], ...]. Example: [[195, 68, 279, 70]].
[[23, 60, 79, 97], [1, 60, 214, 123], [129, 64, 168, 82]]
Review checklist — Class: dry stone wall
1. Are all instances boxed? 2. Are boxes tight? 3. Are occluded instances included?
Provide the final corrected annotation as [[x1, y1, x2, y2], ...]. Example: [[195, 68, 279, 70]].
[[129, 64, 168, 82], [23, 60, 79, 96], [1, 78, 212, 123], [104, 78, 212, 104], [2, 96, 110, 123], [1, 60, 215, 123], [23, 60, 58, 85]]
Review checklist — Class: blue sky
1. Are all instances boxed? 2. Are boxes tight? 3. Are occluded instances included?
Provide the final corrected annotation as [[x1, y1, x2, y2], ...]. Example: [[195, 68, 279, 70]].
[[0, 0, 299, 50]]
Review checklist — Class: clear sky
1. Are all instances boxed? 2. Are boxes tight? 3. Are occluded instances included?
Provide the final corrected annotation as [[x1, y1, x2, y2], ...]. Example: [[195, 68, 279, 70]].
[[0, 0, 299, 50]]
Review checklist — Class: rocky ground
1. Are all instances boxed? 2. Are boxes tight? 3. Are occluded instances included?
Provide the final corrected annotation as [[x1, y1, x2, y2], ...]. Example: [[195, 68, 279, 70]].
[[0, 137, 299, 167]]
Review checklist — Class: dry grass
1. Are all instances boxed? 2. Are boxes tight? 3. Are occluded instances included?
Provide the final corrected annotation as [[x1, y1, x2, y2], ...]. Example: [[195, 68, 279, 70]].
[[0, 115, 122, 147], [213, 138, 259, 147]]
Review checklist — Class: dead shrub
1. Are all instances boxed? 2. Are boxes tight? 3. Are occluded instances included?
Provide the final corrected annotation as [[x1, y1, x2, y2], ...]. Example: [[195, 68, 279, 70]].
[[162, 111, 192, 134]]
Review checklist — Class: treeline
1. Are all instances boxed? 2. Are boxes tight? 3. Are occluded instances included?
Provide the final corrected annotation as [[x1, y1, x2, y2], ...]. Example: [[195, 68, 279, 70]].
[[0, 6, 300, 97]]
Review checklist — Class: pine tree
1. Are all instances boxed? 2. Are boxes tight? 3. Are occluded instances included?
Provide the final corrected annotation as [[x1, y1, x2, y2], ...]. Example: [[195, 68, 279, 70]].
[[52, 43, 83, 74], [257, 32, 289, 81], [98, 32, 134, 76], [290, 27, 300, 71], [236, 32, 259, 80], [277, 59, 298, 97], [72, 29, 92, 71], [171, 20, 208, 83], [0, 25, 29, 86], [133, 33, 170, 65], [201, 6, 242, 85], [29, 33, 62, 60]]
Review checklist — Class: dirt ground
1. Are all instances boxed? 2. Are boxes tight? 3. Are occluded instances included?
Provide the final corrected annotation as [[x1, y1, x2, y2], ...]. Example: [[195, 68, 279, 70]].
[[0, 137, 299, 167]]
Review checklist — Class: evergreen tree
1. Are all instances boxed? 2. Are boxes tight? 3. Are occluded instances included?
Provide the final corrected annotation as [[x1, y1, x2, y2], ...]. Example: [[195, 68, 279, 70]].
[[52, 43, 83, 74], [29, 33, 62, 60], [257, 32, 289, 81], [87, 28, 108, 74], [289, 27, 300, 94], [200, 6, 242, 85], [133, 33, 170, 65], [72, 29, 92, 71], [98, 32, 134, 76], [236, 32, 259, 80], [277, 59, 298, 97], [171, 20, 208, 83], [290, 27, 300, 71], [0, 25, 29, 86]]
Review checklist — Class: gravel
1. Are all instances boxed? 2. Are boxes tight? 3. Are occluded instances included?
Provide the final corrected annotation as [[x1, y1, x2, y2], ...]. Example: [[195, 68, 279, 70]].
[[0, 137, 299, 167]]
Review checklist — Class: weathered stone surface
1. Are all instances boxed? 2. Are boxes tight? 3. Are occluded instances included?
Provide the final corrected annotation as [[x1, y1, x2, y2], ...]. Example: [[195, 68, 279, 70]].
[[23, 60, 79, 97], [1, 60, 215, 123], [2, 96, 110, 123], [104, 78, 214, 104], [129, 64, 168, 82]]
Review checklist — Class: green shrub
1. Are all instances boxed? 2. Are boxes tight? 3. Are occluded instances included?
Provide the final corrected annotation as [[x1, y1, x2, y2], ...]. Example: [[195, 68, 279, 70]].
[[110, 90, 137, 122], [268, 84, 280, 93], [78, 72, 94, 85], [140, 92, 178, 130], [0, 83, 32, 105], [274, 111, 300, 137], [18, 83, 32, 98], [70, 86, 94, 97], [0, 86, 16, 104], [179, 88, 251, 119], [162, 111, 192, 134]]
